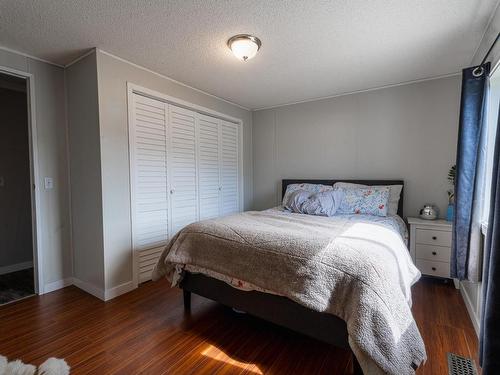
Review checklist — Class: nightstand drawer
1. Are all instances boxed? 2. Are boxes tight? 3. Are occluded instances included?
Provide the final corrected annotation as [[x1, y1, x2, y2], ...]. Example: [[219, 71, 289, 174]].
[[415, 228, 451, 247], [415, 244, 451, 262], [416, 259, 450, 278]]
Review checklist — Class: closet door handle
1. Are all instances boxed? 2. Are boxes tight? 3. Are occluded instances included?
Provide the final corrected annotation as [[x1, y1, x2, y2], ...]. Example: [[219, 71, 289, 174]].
[[170, 188, 175, 194], [432, 251, 437, 255], [432, 267, 437, 271], [432, 236, 437, 240], [218, 186, 222, 191]]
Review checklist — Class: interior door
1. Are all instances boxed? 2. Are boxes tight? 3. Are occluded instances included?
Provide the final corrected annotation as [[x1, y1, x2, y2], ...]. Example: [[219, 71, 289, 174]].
[[130, 94, 169, 283], [197, 113, 221, 220], [168, 105, 198, 234], [220, 120, 239, 215]]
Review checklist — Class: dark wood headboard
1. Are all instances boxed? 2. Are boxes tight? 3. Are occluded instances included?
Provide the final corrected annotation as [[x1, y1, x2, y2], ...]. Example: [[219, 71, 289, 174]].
[[282, 179, 404, 217]]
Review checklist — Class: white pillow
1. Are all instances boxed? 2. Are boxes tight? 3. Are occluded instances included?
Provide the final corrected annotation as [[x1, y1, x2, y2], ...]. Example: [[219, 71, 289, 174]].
[[333, 182, 402, 216]]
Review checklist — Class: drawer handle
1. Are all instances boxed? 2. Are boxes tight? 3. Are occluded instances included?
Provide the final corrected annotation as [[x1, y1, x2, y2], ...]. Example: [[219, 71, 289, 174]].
[[432, 267, 436, 271], [432, 236, 437, 240], [432, 251, 437, 255]]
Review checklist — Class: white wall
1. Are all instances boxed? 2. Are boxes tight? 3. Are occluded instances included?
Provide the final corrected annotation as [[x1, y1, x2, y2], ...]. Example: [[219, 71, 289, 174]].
[[253, 75, 461, 217], [0, 49, 72, 289], [66, 52, 105, 292]]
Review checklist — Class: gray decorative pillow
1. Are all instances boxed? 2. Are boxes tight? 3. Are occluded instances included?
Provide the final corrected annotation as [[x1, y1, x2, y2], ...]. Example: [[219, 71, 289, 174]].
[[282, 183, 334, 207], [301, 190, 343, 217], [284, 189, 312, 212]]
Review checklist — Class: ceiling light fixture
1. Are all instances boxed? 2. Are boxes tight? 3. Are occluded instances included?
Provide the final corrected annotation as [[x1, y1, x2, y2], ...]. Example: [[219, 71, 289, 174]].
[[227, 34, 262, 62]]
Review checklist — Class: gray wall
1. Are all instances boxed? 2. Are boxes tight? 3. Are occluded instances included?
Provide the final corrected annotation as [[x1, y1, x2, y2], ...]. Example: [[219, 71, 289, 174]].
[[0, 49, 72, 286], [0, 86, 32, 269], [66, 52, 105, 289], [252, 75, 461, 218], [95, 50, 253, 291]]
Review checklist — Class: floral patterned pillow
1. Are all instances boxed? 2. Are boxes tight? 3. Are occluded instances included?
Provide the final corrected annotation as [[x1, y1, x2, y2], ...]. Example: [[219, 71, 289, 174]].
[[282, 183, 334, 209], [336, 186, 390, 217]]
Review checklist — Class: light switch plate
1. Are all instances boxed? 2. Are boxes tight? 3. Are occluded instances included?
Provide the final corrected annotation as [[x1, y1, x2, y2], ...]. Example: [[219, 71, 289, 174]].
[[44, 177, 54, 189]]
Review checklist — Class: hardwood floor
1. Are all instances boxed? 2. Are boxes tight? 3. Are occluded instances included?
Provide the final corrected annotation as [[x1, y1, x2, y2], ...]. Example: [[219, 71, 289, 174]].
[[0, 277, 478, 374]]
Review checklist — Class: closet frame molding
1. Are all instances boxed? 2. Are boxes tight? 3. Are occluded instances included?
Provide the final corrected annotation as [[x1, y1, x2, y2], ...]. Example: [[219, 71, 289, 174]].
[[126, 82, 244, 288]]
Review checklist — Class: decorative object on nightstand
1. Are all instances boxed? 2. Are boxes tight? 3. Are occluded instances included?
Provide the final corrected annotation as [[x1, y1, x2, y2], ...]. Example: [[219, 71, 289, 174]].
[[419, 204, 439, 220], [446, 164, 456, 222], [407, 217, 459, 289]]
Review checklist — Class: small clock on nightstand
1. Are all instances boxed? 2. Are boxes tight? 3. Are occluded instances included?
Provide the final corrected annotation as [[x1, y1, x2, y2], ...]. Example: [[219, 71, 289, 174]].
[[407, 217, 459, 289]]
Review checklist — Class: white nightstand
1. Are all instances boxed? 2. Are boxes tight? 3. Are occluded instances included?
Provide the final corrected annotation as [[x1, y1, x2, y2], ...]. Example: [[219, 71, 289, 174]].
[[407, 217, 459, 289]]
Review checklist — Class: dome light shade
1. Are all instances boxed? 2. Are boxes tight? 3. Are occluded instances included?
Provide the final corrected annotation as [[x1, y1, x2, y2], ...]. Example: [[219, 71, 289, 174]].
[[227, 34, 262, 62]]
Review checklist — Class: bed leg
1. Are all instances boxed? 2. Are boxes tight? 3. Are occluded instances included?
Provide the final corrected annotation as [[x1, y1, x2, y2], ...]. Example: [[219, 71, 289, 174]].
[[352, 355, 363, 375], [183, 290, 191, 311]]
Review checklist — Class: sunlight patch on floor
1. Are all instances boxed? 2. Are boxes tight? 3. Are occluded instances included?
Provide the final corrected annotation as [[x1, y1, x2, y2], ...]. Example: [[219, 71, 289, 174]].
[[201, 344, 263, 374]]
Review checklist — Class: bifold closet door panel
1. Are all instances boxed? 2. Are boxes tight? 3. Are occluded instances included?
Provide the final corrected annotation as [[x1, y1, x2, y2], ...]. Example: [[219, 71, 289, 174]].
[[130, 94, 241, 282], [197, 114, 221, 220], [130, 94, 169, 282], [168, 105, 198, 234], [220, 120, 239, 215]]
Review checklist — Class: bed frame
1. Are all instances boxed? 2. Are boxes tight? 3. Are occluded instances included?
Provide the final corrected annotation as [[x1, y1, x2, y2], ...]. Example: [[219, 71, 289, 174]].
[[180, 179, 404, 375]]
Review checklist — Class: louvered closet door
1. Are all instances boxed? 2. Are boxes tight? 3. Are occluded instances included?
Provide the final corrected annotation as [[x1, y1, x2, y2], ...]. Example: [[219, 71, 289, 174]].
[[220, 120, 240, 215], [197, 114, 221, 220], [130, 94, 169, 283], [168, 105, 198, 234]]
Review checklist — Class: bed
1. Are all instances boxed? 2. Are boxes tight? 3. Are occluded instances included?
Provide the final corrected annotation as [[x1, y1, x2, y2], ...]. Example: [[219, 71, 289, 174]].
[[153, 179, 426, 375]]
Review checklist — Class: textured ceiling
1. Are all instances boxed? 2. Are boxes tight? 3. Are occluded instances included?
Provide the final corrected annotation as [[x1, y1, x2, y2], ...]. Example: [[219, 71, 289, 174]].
[[0, 0, 498, 109]]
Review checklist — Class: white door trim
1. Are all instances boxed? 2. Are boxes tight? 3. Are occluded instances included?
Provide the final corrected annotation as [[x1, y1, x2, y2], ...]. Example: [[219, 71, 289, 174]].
[[127, 82, 244, 208], [127, 85, 138, 289], [127, 83, 243, 126], [0, 65, 44, 294]]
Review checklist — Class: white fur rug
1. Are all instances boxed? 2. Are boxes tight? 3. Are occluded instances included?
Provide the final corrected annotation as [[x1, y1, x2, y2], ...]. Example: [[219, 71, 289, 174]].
[[0, 355, 70, 375]]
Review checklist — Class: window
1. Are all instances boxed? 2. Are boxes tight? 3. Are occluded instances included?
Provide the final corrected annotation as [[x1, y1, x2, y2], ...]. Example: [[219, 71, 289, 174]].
[[481, 67, 500, 230]]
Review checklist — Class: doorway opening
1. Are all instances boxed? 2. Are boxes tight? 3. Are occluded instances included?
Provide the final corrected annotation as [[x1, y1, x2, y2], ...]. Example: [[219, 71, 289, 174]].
[[0, 71, 35, 304]]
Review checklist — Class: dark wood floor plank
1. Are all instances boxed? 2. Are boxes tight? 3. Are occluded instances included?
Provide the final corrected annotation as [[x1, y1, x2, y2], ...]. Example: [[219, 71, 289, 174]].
[[0, 277, 478, 374]]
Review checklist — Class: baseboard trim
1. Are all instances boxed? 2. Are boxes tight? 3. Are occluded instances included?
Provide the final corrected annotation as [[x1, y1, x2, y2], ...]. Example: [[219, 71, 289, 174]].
[[0, 261, 33, 275], [104, 281, 136, 301], [44, 278, 73, 294], [72, 278, 105, 301], [44, 277, 136, 301], [460, 283, 480, 336]]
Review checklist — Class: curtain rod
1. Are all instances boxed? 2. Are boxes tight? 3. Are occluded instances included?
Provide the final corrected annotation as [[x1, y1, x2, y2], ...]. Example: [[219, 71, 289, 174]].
[[473, 32, 500, 77], [479, 32, 500, 67]]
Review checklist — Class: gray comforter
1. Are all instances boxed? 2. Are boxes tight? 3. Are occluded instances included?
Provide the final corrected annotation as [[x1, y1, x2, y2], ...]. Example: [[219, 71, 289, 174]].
[[153, 209, 426, 374]]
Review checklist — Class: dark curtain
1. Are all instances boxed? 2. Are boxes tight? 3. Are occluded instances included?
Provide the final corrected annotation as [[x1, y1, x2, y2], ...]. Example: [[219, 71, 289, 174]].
[[480, 102, 500, 373], [452, 63, 490, 280]]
